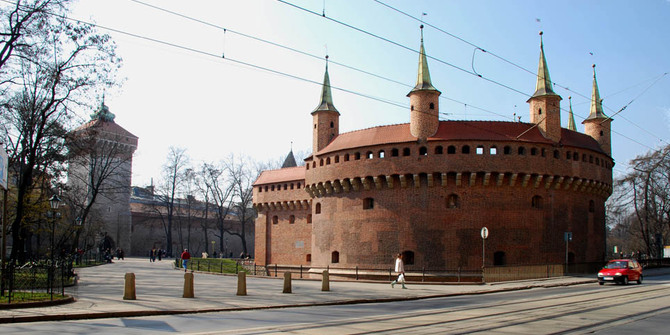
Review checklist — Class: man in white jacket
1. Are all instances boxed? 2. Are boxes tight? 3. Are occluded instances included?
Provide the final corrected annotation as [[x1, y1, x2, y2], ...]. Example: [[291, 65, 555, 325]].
[[391, 253, 407, 289]]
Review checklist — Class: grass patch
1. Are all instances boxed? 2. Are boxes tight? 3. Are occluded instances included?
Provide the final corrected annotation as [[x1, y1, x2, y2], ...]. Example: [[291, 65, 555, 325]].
[[180, 258, 242, 274], [0, 292, 67, 304]]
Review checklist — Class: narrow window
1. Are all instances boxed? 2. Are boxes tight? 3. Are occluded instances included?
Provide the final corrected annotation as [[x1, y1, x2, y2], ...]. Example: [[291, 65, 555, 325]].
[[435, 146, 443, 154], [538, 108, 542, 115], [283, 184, 287, 190], [600, 130, 604, 136], [530, 148, 537, 156], [582, 154, 587, 162], [312, 162, 316, 168], [319, 159, 323, 166], [429, 102, 435, 110], [531, 195, 543, 209], [379, 150, 385, 158], [355, 152, 361, 160], [403, 148, 411, 156], [447, 194, 459, 209], [589, 155, 593, 163], [290, 183, 294, 190], [258, 187, 262, 192], [541, 148, 546, 157], [272, 216, 278, 224], [391, 148, 399, 157], [476, 146, 484, 155], [595, 157, 600, 165], [326, 157, 331, 165], [518, 147, 526, 155], [490, 146, 497, 155], [367, 151, 373, 159], [330, 121, 334, 128], [419, 147, 428, 155], [363, 198, 374, 209], [504, 146, 511, 155], [447, 146, 456, 154], [553, 150, 560, 159], [344, 154, 350, 161], [289, 215, 295, 224], [411, 105, 414, 111], [331, 251, 340, 263], [573, 154, 579, 161], [306, 254, 311, 262], [315, 203, 321, 214], [264, 186, 268, 192], [462, 145, 470, 154], [271, 185, 275, 191], [307, 214, 312, 223], [566, 151, 572, 160], [297, 183, 301, 188], [335, 155, 339, 163]]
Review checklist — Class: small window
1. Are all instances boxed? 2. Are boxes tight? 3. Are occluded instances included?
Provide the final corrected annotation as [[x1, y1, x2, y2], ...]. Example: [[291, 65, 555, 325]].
[[476, 146, 484, 155], [272, 216, 278, 224], [435, 146, 443, 154], [391, 148, 399, 157], [326, 157, 331, 165], [589, 155, 593, 163], [531, 195, 543, 209], [306, 254, 311, 262], [315, 203, 321, 214], [447, 194, 459, 209], [331, 251, 340, 263], [462, 145, 470, 154], [271, 185, 275, 191], [312, 162, 316, 168], [379, 150, 385, 158], [330, 121, 334, 128], [595, 157, 600, 165], [264, 186, 268, 192], [283, 184, 287, 190], [367, 151, 373, 159], [344, 154, 350, 161], [289, 215, 295, 224], [363, 198, 374, 209], [314, 124, 317, 129], [573, 154, 579, 161], [429, 102, 435, 110], [319, 159, 323, 166], [503, 146, 511, 155], [307, 214, 312, 223], [297, 183, 301, 188], [403, 148, 411, 156], [419, 147, 428, 155], [355, 152, 361, 160], [490, 146, 497, 155], [541, 148, 546, 157], [411, 105, 414, 111], [258, 187, 263, 192], [290, 183, 294, 190], [582, 154, 587, 162], [538, 108, 542, 115], [566, 151, 572, 160], [335, 156, 339, 163], [518, 147, 526, 155], [553, 150, 560, 159], [589, 200, 595, 213], [447, 146, 456, 154], [306, 164, 309, 170], [600, 130, 604, 136], [530, 148, 537, 156]]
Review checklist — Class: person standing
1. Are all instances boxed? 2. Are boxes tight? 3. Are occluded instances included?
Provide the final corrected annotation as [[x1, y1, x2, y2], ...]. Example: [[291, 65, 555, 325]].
[[180, 248, 191, 272], [390, 253, 407, 289]]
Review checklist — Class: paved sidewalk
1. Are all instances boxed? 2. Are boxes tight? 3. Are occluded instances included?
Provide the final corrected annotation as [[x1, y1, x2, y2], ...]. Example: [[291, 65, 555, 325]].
[[0, 257, 663, 324]]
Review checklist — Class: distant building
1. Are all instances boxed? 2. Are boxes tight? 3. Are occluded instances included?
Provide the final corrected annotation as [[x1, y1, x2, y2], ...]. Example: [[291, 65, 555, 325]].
[[68, 100, 138, 253], [253, 30, 612, 270]]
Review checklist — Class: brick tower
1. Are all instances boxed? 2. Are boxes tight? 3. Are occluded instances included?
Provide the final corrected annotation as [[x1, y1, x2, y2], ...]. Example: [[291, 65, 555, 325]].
[[312, 57, 340, 153], [408, 25, 441, 142], [527, 32, 562, 142], [582, 64, 612, 156]]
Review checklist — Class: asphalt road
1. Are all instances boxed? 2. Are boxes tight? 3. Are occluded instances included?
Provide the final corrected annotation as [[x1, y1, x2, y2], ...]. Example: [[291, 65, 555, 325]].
[[2, 274, 669, 334]]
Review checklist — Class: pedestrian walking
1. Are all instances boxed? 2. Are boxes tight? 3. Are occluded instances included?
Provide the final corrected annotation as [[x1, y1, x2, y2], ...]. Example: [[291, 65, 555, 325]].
[[180, 248, 191, 272], [390, 253, 407, 289]]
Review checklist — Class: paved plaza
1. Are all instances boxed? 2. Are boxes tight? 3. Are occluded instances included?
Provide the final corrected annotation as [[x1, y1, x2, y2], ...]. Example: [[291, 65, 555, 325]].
[[2, 257, 656, 324]]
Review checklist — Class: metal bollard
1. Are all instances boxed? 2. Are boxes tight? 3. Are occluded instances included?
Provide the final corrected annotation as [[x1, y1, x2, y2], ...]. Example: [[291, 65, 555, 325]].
[[123, 273, 136, 300], [321, 270, 330, 292], [237, 271, 247, 296], [183, 272, 194, 298], [283, 272, 292, 293]]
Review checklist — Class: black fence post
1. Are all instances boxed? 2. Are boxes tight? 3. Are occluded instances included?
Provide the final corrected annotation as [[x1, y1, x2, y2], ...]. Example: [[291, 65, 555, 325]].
[[355, 266, 359, 280], [274, 264, 278, 277], [300, 265, 303, 279], [422, 267, 425, 282], [254, 264, 257, 276], [458, 267, 461, 282], [236, 262, 239, 274], [389, 268, 392, 281]]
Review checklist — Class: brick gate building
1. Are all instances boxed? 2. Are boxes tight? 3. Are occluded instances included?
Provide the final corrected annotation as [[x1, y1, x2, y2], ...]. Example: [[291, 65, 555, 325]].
[[253, 31, 612, 271]]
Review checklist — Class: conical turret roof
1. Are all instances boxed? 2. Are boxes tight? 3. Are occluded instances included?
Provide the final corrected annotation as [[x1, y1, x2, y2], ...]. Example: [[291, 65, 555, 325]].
[[584, 64, 608, 121], [408, 25, 440, 95], [567, 96, 577, 131], [312, 57, 339, 115], [529, 32, 560, 100]]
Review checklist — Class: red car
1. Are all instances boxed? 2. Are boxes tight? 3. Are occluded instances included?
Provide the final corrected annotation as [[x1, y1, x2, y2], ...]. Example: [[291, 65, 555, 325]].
[[597, 259, 643, 285]]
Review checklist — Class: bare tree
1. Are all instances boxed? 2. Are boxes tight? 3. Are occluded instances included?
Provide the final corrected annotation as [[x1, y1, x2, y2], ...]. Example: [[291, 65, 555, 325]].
[[155, 147, 189, 257], [201, 161, 234, 256], [2, 11, 120, 262], [227, 155, 256, 256], [613, 145, 670, 258]]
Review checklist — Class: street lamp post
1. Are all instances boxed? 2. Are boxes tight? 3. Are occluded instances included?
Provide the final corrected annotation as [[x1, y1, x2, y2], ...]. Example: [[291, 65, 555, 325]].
[[48, 194, 61, 300]]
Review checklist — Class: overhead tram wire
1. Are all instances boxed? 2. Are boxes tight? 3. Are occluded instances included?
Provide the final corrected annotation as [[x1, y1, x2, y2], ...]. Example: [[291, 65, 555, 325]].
[[127, 0, 514, 121]]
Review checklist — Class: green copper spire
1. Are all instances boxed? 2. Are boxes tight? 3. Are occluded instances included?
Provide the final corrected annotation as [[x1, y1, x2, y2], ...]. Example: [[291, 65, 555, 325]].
[[530, 31, 558, 99], [567, 96, 576, 131], [585, 64, 608, 121], [312, 56, 339, 114], [408, 25, 439, 95], [90, 95, 116, 122]]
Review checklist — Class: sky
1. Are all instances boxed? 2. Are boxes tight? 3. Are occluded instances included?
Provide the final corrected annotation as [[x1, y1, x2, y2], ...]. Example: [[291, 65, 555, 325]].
[[68, 0, 670, 188]]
